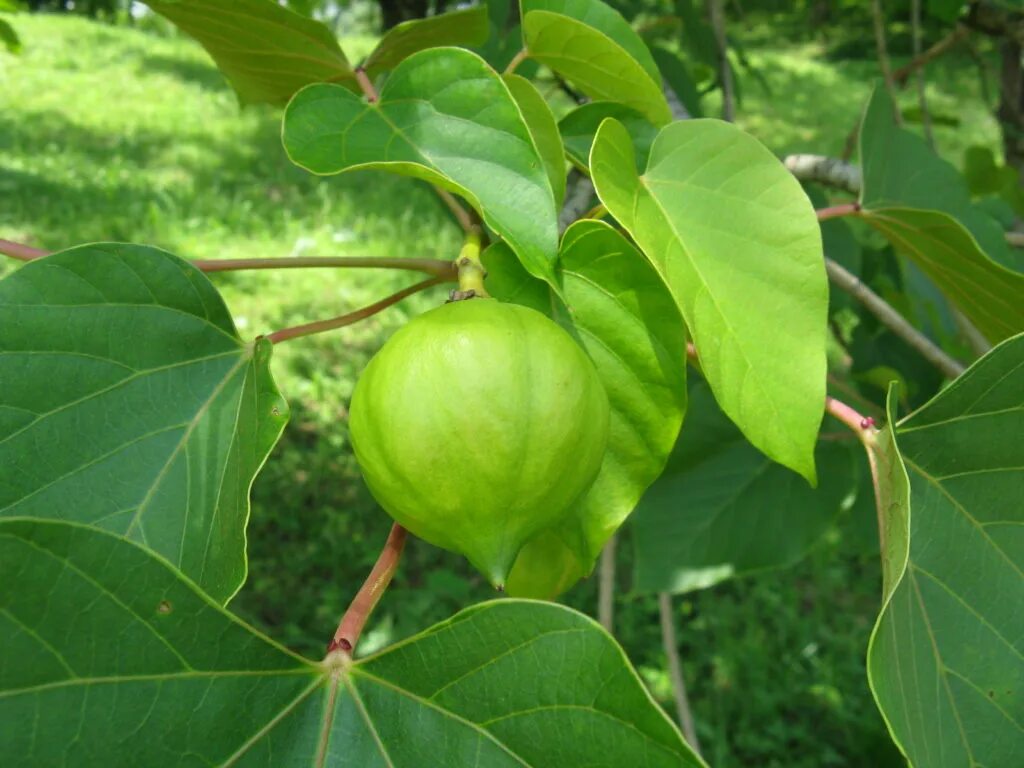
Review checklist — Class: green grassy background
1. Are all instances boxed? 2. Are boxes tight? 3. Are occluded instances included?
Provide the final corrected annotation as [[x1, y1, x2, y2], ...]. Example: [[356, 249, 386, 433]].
[[1, 12, 999, 765]]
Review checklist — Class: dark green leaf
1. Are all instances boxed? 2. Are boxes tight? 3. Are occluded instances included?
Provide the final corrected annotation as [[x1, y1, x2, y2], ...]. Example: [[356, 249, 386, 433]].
[[633, 378, 855, 594], [0, 519, 704, 767], [363, 6, 490, 77], [868, 335, 1024, 766], [859, 85, 1021, 271], [652, 46, 703, 117], [0, 15, 19, 54], [146, 0, 354, 105], [0, 244, 288, 604], [861, 207, 1024, 343], [283, 48, 559, 285], [559, 101, 657, 171], [520, 0, 671, 125], [504, 74, 567, 208], [592, 118, 828, 483]]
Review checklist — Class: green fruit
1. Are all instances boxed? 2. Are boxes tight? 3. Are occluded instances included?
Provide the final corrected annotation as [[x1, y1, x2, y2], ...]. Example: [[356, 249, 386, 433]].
[[349, 298, 610, 587]]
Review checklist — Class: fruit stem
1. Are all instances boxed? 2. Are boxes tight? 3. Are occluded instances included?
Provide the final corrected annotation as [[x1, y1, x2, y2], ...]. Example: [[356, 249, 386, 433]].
[[455, 228, 489, 297], [327, 523, 408, 658]]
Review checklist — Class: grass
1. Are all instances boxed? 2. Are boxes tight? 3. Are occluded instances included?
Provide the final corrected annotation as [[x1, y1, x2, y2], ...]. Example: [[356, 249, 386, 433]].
[[0, 12, 991, 766]]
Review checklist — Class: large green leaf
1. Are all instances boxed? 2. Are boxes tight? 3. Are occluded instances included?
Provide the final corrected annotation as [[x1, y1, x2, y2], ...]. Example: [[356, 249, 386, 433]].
[[520, 0, 671, 125], [504, 74, 567, 208], [145, 0, 354, 105], [591, 118, 828, 483], [363, 6, 490, 77], [487, 222, 688, 596], [0, 244, 288, 604], [559, 101, 657, 172], [868, 334, 1024, 766], [861, 207, 1024, 344], [859, 85, 1021, 272], [0, 519, 704, 767], [632, 378, 855, 594], [283, 47, 559, 285]]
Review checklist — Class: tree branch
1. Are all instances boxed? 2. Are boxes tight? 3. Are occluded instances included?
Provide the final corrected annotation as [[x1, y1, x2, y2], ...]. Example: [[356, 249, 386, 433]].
[[658, 593, 702, 755], [327, 523, 407, 656], [597, 533, 617, 633], [911, 0, 936, 147], [871, 0, 904, 125], [266, 276, 445, 344], [893, 25, 970, 87], [708, 0, 735, 121], [783, 155, 862, 195], [194, 256, 457, 278], [826, 258, 965, 379]]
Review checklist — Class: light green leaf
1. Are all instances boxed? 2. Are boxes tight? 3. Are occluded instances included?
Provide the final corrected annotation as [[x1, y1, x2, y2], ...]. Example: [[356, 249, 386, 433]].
[[0, 244, 288, 604], [145, 0, 354, 105], [859, 85, 1021, 271], [283, 47, 559, 285], [559, 101, 657, 171], [862, 207, 1024, 344], [495, 222, 688, 596], [520, 0, 671, 125], [0, 519, 704, 767], [363, 6, 490, 77], [504, 74, 567, 208], [591, 118, 828, 483], [632, 378, 855, 594], [868, 335, 1024, 766]]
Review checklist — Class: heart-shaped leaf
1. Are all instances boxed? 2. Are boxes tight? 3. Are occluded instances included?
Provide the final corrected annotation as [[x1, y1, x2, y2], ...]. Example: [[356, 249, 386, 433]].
[[592, 118, 828, 483], [520, 0, 671, 125], [632, 378, 855, 594], [504, 74, 567, 208], [363, 6, 490, 77], [0, 519, 705, 767], [486, 221, 688, 596], [146, 0, 355, 105], [0, 244, 288, 604], [559, 102, 657, 171], [283, 47, 559, 285], [867, 334, 1024, 766]]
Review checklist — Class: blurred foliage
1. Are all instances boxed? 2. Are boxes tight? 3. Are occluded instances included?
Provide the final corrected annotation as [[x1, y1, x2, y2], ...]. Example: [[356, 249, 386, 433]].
[[0, 9, 1007, 767]]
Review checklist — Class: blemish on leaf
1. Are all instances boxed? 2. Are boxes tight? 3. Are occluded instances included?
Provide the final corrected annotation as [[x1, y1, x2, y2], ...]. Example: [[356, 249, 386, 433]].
[[157, 600, 172, 615]]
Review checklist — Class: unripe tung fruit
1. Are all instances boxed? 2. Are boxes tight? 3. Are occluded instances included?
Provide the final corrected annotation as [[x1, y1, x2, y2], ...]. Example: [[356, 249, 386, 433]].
[[349, 298, 610, 587]]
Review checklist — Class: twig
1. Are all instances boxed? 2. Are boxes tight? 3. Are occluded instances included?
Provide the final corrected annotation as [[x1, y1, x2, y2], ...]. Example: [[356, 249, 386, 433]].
[[327, 523, 407, 656], [266, 276, 445, 344], [0, 238, 48, 261], [454, 228, 488, 296], [597, 533, 617, 633], [504, 48, 528, 75], [871, 0, 904, 125], [1007, 231, 1024, 247], [827, 373, 885, 420], [658, 593, 702, 755], [708, 0, 735, 121], [784, 155, 862, 194], [193, 256, 456, 278], [559, 171, 596, 233], [816, 203, 861, 221], [893, 25, 969, 86], [910, 0, 935, 147], [953, 308, 993, 356], [433, 187, 476, 233], [826, 258, 965, 379]]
